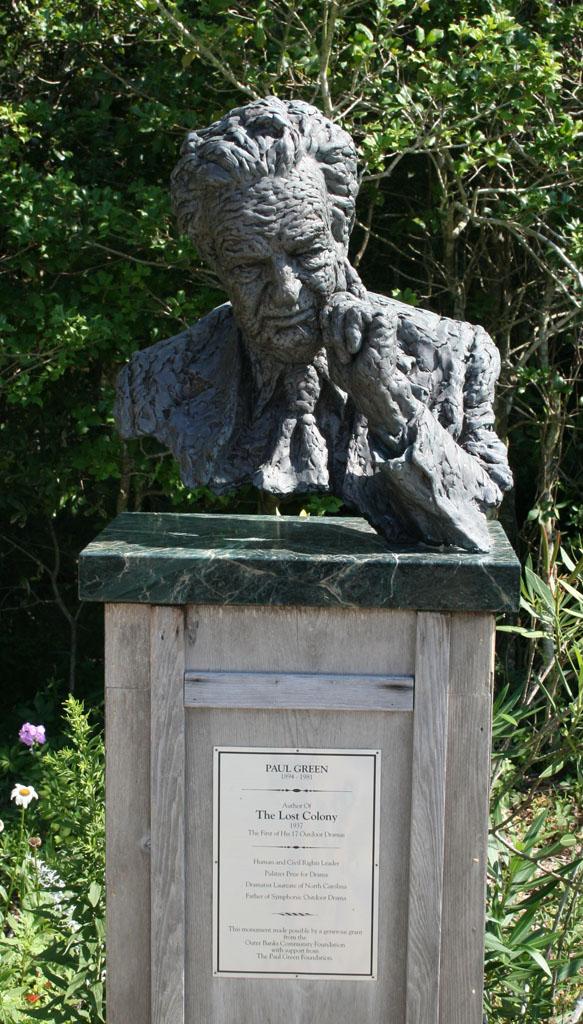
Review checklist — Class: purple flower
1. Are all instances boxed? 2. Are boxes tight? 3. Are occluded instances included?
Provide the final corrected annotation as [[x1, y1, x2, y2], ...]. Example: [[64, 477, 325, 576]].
[[19, 724, 36, 747], [18, 723, 46, 748]]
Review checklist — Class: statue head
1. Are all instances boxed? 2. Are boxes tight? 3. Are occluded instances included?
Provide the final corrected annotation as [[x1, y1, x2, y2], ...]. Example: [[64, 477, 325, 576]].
[[170, 97, 362, 362]]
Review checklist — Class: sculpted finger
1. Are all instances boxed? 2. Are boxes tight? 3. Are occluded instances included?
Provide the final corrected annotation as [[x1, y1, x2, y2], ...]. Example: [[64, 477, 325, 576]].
[[368, 310, 398, 364], [345, 308, 364, 357], [320, 301, 340, 348], [332, 301, 349, 336], [330, 303, 353, 364], [320, 291, 351, 323], [348, 305, 375, 354]]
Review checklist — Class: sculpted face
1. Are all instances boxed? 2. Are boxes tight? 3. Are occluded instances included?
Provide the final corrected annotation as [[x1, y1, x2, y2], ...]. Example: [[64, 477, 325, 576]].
[[206, 160, 345, 363]]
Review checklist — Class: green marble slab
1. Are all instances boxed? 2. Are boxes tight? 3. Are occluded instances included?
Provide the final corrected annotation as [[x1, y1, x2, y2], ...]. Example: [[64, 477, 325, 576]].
[[78, 512, 520, 612]]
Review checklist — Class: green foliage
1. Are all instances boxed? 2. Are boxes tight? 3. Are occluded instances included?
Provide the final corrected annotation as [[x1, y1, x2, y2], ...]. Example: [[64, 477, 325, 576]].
[[487, 543, 582, 1020], [497, 543, 583, 788], [486, 800, 582, 1022], [0, 906, 48, 1023], [0, 698, 105, 1022], [36, 697, 104, 883]]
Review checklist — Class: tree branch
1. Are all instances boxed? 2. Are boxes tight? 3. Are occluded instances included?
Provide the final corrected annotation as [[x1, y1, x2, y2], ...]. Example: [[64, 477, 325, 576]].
[[153, 0, 260, 100], [471, 214, 582, 310], [319, 0, 339, 117], [492, 830, 580, 887]]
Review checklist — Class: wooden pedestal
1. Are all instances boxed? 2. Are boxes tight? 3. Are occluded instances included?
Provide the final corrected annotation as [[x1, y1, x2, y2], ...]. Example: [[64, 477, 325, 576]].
[[104, 601, 495, 1024]]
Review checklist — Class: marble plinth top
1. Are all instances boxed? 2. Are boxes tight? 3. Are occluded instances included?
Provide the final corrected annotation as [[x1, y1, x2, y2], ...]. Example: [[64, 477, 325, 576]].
[[78, 512, 519, 612]]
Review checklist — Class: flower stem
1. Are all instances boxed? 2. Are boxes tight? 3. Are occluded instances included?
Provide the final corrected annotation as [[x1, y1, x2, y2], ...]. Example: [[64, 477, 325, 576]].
[[4, 807, 26, 911], [32, 847, 40, 908]]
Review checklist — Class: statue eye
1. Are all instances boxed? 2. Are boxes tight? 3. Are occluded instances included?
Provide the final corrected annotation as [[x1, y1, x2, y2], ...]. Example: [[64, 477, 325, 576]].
[[232, 262, 262, 278], [298, 248, 327, 266]]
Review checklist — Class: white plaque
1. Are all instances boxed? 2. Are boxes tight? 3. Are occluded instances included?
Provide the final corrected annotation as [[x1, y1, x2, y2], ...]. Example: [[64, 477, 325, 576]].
[[213, 747, 380, 980]]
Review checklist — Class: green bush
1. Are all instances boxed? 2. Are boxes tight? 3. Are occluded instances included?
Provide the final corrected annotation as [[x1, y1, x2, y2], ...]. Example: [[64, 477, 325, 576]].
[[0, 698, 104, 1023], [487, 542, 582, 1021]]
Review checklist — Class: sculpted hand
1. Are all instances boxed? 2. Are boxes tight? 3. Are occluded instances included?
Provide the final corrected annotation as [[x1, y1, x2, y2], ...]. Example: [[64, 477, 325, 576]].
[[321, 294, 422, 455], [319, 292, 374, 365]]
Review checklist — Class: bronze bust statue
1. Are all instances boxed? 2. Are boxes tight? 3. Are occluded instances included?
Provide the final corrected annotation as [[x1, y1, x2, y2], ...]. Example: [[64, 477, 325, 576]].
[[115, 97, 512, 551]]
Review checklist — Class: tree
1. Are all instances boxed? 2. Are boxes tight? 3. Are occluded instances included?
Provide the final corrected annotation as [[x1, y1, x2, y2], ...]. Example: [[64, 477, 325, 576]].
[[0, 0, 581, 685]]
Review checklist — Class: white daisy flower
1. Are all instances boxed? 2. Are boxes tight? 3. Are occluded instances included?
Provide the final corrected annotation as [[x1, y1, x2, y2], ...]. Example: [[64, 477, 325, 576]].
[[10, 784, 39, 808], [0, 819, 4, 833]]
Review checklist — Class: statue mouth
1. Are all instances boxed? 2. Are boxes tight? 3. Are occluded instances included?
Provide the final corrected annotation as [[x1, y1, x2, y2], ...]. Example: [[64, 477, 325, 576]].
[[264, 309, 316, 329]]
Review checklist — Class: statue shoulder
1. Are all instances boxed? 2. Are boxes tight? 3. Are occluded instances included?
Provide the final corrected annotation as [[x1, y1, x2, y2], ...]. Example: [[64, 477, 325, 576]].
[[115, 303, 239, 439], [364, 290, 511, 493], [366, 290, 499, 386]]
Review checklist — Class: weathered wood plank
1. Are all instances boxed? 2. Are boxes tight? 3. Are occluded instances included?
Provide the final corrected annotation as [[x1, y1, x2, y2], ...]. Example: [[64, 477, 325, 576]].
[[104, 604, 151, 1024], [184, 669, 414, 711], [150, 606, 185, 1024], [406, 612, 451, 1024], [185, 605, 417, 676], [105, 603, 152, 689], [440, 613, 495, 1024]]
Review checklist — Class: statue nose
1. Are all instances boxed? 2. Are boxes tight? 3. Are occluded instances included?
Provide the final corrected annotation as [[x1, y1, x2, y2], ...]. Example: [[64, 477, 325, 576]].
[[273, 259, 302, 306]]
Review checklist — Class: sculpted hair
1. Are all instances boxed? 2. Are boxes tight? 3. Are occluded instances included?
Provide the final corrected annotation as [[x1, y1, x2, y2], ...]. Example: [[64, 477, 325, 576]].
[[170, 97, 360, 259]]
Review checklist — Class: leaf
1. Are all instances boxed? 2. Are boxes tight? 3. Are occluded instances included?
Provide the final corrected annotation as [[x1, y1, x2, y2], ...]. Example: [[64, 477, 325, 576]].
[[499, 712, 519, 725], [523, 810, 548, 846], [524, 567, 555, 613], [484, 932, 519, 958], [526, 948, 552, 978], [88, 881, 102, 907], [426, 28, 444, 45], [560, 547, 577, 571], [539, 759, 564, 778], [355, 23, 374, 41], [496, 626, 548, 638], [509, 906, 538, 944], [559, 578, 582, 603]]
